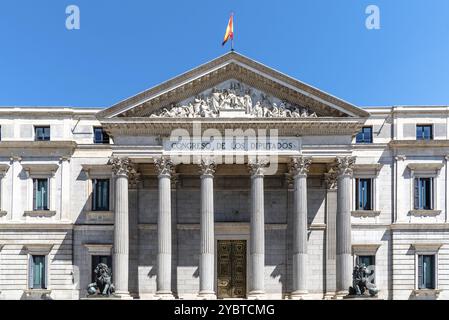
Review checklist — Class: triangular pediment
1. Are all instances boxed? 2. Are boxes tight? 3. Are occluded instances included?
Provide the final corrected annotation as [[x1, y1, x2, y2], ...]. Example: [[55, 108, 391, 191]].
[[98, 52, 369, 119]]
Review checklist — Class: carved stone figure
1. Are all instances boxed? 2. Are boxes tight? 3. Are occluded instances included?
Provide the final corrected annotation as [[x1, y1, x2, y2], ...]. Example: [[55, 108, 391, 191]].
[[348, 264, 379, 297], [87, 263, 115, 297], [149, 82, 319, 118]]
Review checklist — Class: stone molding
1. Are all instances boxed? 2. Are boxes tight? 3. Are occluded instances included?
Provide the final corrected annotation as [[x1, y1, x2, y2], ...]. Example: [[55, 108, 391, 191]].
[[24, 210, 57, 218]]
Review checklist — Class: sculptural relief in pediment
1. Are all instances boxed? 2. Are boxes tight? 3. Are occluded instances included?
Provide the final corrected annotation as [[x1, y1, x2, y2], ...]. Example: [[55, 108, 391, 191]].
[[149, 80, 319, 119]]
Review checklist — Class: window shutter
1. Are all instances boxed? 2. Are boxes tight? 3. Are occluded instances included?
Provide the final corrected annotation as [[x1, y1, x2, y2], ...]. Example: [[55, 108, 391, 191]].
[[418, 255, 423, 289], [43, 179, 49, 210], [414, 178, 420, 210], [44, 255, 49, 289], [28, 255, 34, 289], [92, 179, 97, 211], [33, 179, 37, 210]]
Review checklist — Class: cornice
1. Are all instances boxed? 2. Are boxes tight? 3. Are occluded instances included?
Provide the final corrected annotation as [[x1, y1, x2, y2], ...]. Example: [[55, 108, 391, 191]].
[[389, 140, 449, 148], [100, 117, 365, 136], [0, 141, 77, 150]]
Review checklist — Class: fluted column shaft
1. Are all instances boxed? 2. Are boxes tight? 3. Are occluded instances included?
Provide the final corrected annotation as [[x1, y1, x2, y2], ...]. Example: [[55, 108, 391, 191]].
[[111, 157, 135, 297], [114, 173, 129, 294], [248, 160, 268, 296], [155, 158, 174, 296], [199, 160, 216, 297], [289, 156, 312, 297], [335, 156, 355, 295]]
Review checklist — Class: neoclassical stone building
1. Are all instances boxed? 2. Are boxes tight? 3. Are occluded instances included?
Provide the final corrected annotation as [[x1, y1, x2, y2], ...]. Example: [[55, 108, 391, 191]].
[[0, 52, 448, 300]]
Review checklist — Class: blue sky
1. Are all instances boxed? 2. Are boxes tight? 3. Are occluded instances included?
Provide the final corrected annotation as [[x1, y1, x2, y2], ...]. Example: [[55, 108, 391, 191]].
[[0, 0, 448, 108]]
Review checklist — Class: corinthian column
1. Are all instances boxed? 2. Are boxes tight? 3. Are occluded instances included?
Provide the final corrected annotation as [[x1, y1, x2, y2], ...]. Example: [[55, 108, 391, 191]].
[[154, 157, 175, 298], [289, 156, 312, 299], [111, 156, 136, 299], [335, 156, 356, 297], [248, 158, 269, 298], [198, 159, 216, 299]]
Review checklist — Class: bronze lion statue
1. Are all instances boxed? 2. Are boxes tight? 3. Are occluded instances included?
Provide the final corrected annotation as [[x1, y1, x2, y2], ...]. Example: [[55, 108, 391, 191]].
[[87, 263, 115, 296]]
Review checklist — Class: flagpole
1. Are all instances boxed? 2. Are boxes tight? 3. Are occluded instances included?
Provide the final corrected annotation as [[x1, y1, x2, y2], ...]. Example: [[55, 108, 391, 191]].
[[231, 11, 234, 51]]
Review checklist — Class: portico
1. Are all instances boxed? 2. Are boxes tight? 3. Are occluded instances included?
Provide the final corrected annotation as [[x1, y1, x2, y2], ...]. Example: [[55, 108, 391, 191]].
[[94, 51, 368, 299], [106, 155, 356, 299]]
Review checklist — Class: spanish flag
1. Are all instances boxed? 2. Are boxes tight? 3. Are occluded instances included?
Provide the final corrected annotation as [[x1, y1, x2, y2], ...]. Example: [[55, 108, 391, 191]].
[[222, 13, 234, 46]]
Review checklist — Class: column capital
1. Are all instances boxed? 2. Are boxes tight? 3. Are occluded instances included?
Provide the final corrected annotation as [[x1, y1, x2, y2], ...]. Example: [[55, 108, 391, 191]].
[[110, 156, 136, 177], [199, 158, 217, 177], [289, 156, 312, 177], [248, 158, 269, 177], [395, 155, 407, 161], [324, 167, 338, 190], [335, 156, 356, 177], [154, 157, 175, 178]]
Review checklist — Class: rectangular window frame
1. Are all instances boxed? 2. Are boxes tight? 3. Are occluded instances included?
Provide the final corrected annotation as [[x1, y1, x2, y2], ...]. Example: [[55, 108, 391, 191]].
[[414, 177, 434, 210], [25, 244, 53, 291], [418, 254, 436, 290], [93, 127, 110, 144], [416, 124, 433, 141], [356, 126, 373, 144], [29, 254, 47, 289], [413, 244, 441, 292], [355, 178, 373, 211], [92, 178, 110, 211], [34, 126, 51, 141], [33, 178, 50, 211]]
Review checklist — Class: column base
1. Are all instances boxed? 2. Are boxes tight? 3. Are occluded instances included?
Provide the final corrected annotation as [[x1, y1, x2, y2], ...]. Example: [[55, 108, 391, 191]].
[[334, 290, 349, 300], [247, 291, 265, 300], [155, 291, 176, 300], [197, 291, 217, 300], [113, 291, 133, 300], [323, 292, 337, 300], [290, 290, 309, 300]]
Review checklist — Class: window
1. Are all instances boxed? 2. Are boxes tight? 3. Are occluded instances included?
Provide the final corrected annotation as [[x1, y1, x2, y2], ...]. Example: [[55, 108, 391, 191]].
[[91, 255, 112, 282], [414, 177, 433, 210], [416, 125, 433, 140], [418, 255, 435, 289], [355, 178, 373, 210], [92, 179, 110, 211], [33, 178, 49, 211], [35, 126, 50, 141], [356, 126, 373, 144], [93, 127, 110, 144], [29, 255, 46, 289], [357, 255, 376, 283]]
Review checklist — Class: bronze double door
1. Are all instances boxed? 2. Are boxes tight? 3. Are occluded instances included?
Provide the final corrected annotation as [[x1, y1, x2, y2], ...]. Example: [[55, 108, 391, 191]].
[[217, 240, 247, 298]]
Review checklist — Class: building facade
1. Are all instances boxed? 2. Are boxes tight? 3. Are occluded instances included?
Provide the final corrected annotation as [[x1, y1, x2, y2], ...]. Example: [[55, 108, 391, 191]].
[[0, 52, 448, 300]]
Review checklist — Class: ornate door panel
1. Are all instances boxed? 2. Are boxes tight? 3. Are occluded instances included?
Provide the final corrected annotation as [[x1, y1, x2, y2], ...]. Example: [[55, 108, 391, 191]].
[[217, 240, 247, 298]]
